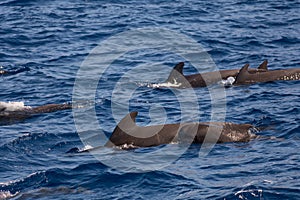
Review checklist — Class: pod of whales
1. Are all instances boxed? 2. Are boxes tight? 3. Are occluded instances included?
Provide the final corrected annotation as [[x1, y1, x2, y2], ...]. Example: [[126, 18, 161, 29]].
[[165, 60, 299, 88], [0, 102, 72, 125], [3, 59, 291, 149], [105, 112, 257, 148]]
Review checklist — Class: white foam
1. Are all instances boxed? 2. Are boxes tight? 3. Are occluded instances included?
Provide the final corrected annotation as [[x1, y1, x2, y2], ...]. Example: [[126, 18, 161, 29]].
[[82, 144, 93, 151], [0, 191, 19, 199], [149, 81, 182, 88], [221, 76, 235, 86], [118, 143, 138, 149], [0, 101, 32, 112]]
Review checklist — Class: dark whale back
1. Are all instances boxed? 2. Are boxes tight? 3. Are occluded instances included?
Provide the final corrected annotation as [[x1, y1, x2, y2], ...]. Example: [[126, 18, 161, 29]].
[[0, 103, 72, 125], [31, 103, 72, 114], [165, 60, 269, 88], [235, 62, 300, 85], [105, 112, 256, 148], [105, 112, 181, 147]]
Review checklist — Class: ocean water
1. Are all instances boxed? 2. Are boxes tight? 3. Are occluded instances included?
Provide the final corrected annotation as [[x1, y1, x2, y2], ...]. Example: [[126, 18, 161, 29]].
[[0, 0, 299, 199]]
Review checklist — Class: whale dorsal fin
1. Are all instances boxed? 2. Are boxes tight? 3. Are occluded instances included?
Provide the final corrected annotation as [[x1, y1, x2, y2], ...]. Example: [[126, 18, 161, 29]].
[[235, 64, 250, 84], [166, 62, 185, 83], [106, 111, 138, 147], [258, 60, 268, 70], [117, 111, 138, 131], [173, 62, 184, 74]]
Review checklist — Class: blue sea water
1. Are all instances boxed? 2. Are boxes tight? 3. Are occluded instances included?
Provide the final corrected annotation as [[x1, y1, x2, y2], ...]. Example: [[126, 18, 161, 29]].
[[0, 0, 300, 199]]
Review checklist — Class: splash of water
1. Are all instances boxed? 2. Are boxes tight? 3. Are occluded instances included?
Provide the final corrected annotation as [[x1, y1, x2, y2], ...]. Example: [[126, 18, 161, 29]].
[[0, 190, 19, 199], [147, 82, 182, 88], [221, 76, 235, 87], [0, 101, 31, 112]]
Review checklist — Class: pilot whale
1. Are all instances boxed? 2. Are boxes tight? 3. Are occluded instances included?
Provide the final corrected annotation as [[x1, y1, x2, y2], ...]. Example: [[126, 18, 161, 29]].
[[0, 102, 72, 124], [164, 60, 268, 88], [105, 112, 257, 148], [234, 63, 300, 85]]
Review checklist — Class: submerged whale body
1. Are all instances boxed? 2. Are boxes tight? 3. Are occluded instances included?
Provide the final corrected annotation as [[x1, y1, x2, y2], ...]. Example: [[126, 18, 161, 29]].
[[0, 102, 72, 125], [234, 63, 300, 85], [105, 112, 257, 148], [164, 60, 268, 88], [0, 66, 30, 76]]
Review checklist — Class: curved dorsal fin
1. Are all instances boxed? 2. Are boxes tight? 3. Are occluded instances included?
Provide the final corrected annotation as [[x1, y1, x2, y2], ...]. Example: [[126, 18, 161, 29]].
[[129, 111, 138, 123], [235, 64, 250, 84], [117, 111, 138, 130], [166, 62, 185, 83], [258, 60, 268, 70], [173, 62, 184, 74], [106, 111, 138, 147]]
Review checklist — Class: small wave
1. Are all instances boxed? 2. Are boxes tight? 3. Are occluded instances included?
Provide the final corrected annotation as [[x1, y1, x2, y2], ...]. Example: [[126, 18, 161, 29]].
[[234, 188, 263, 199], [82, 144, 94, 151], [267, 36, 300, 45], [0, 171, 44, 187], [67, 145, 103, 153], [0, 191, 18, 200], [0, 101, 31, 112]]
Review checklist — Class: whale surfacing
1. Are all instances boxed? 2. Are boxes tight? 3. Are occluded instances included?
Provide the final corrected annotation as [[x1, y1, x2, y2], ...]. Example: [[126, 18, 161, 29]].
[[0, 102, 72, 125], [164, 60, 299, 88], [234, 63, 300, 85], [164, 60, 268, 88], [105, 112, 257, 148]]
